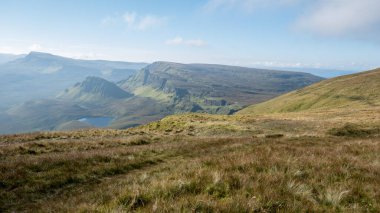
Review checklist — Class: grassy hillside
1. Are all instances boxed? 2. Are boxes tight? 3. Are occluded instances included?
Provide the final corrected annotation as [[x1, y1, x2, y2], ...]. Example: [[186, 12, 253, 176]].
[[239, 68, 380, 114], [1, 68, 380, 212], [1, 127, 379, 212]]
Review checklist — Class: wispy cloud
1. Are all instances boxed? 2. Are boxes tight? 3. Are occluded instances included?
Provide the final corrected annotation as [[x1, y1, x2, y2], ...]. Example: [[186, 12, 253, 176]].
[[204, 0, 380, 41], [166, 36, 207, 47], [136, 15, 166, 30], [102, 12, 166, 31], [123, 12, 137, 26], [295, 0, 380, 38]]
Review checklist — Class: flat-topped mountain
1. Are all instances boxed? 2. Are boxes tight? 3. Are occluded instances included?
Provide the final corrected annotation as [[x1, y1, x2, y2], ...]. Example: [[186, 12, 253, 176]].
[[5, 52, 147, 75], [122, 61, 324, 106], [239, 68, 380, 114]]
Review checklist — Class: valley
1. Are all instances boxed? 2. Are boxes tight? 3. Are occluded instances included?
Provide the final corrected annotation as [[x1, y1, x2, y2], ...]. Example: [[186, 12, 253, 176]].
[[0, 56, 323, 134]]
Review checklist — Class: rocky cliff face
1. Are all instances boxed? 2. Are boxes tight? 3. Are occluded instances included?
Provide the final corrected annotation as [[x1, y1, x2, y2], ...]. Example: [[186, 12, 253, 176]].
[[121, 61, 324, 108]]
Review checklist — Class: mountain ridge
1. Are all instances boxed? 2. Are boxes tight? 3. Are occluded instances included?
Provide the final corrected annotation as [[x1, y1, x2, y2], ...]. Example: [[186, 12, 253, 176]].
[[122, 61, 324, 106], [0, 52, 147, 109], [0, 59, 324, 134]]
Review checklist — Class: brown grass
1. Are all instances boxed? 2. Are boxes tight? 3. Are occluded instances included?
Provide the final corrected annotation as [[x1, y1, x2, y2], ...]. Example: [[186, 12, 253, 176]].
[[1, 130, 379, 212]]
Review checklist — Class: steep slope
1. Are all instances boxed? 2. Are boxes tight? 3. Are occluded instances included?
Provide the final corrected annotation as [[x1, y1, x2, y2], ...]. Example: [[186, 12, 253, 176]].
[[239, 68, 380, 114], [0, 52, 147, 109], [57, 76, 132, 102], [121, 62, 323, 112]]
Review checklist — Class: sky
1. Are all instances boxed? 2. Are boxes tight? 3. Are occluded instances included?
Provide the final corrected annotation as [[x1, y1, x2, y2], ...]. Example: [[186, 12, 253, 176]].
[[0, 0, 379, 71]]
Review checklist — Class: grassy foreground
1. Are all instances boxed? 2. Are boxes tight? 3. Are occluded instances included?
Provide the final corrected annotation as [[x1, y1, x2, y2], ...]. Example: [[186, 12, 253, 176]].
[[1, 125, 379, 212]]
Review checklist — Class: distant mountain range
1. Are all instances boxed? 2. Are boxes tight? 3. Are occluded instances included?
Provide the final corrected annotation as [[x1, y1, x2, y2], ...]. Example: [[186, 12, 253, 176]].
[[0, 55, 323, 134], [0, 52, 147, 109], [0, 53, 25, 64]]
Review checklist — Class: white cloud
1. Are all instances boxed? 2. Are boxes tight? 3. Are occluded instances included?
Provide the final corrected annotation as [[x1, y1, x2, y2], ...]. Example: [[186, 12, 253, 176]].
[[204, 0, 380, 40], [123, 12, 136, 26], [204, 0, 298, 12], [101, 12, 166, 31], [296, 0, 380, 37], [0, 46, 16, 54], [166, 36, 207, 47], [28, 44, 42, 51], [136, 15, 165, 30], [166, 36, 184, 45], [186, 39, 207, 47]]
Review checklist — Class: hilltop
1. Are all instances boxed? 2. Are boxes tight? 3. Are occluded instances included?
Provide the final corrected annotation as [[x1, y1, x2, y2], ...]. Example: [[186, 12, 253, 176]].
[[58, 76, 132, 102], [239, 68, 380, 114]]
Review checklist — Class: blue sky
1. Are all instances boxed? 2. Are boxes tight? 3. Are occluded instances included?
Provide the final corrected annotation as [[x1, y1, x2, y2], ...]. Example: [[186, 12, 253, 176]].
[[0, 0, 379, 71]]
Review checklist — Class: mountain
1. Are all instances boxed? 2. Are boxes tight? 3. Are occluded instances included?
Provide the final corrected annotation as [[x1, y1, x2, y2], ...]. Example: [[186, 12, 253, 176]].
[[0, 53, 25, 64], [238, 68, 380, 114], [58, 76, 132, 102], [0, 61, 323, 134], [0, 52, 147, 109], [121, 62, 323, 109]]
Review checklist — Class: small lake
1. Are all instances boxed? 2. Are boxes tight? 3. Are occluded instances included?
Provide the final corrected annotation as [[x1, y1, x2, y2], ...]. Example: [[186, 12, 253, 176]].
[[78, 117, 113, 127]]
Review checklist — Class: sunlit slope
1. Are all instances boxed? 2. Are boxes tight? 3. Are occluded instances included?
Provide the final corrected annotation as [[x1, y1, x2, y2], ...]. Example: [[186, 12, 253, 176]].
[[238, 68, 380, 114]]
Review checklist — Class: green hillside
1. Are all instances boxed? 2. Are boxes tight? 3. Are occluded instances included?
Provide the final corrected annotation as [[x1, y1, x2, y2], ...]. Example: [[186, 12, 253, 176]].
[[57, 76, 132, 102], [239, 68, 380, 114]]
